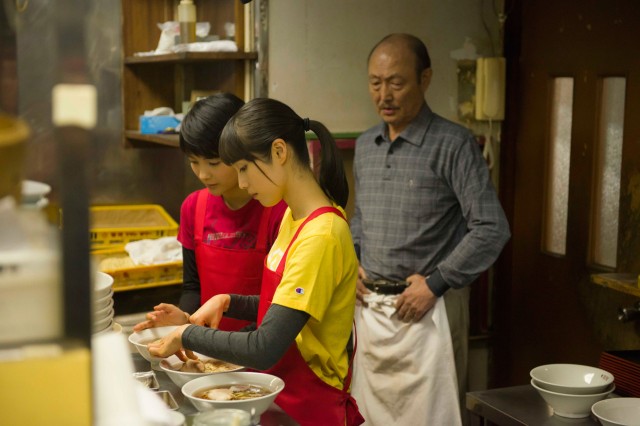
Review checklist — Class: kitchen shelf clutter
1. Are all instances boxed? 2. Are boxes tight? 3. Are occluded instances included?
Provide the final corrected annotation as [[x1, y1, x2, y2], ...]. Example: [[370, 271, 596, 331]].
[[122, 0, 254, 148]]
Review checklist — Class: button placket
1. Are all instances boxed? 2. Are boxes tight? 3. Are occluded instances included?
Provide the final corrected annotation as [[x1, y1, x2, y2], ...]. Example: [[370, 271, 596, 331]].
[[383, 143, 396, 179]]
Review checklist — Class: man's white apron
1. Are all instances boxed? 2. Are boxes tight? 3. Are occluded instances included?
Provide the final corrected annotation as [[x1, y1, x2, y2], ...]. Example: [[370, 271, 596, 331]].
[[352, 294, 461, 426]]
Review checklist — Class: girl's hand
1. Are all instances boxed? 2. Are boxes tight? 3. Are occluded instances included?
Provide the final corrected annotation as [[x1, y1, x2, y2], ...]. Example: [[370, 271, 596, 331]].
[[147, 324, 197, 361], [133, 303, 189, 332], [190, 294, 231, 329]]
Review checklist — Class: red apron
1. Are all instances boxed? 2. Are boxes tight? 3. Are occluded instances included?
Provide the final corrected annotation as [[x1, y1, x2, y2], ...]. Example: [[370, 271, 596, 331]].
[[257, 206, 365, 426], [195, 189, 271, 331]]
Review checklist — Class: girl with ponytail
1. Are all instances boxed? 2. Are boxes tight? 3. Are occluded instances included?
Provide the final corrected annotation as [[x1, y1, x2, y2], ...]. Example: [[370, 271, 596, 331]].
[[149, 98, 364, 426]]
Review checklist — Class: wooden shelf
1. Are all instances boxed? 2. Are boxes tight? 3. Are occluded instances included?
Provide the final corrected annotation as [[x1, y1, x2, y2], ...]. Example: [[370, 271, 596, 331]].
[[121, 0, 252, 148], [592, 273, 640, 297], [125, 131, 179, 148], [125, 51, 258, 65]]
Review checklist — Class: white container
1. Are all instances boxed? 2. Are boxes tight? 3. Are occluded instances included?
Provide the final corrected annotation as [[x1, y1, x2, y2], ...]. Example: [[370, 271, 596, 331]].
[[178, 0, 196, 43], [0, 247, 62, 344]]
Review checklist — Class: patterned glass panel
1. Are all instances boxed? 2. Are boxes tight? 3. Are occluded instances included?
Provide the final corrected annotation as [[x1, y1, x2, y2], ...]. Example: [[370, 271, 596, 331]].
[[543, 78, 574, 255], [591, 77, 626, 267]]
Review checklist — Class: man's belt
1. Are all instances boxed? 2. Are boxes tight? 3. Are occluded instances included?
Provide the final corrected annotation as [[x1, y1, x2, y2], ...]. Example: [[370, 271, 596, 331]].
[[362, 279, 409, 295]]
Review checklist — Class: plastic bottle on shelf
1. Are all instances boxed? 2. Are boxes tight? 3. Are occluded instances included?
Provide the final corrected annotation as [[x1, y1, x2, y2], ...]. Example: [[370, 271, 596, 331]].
[[178, 0, 196, 44]]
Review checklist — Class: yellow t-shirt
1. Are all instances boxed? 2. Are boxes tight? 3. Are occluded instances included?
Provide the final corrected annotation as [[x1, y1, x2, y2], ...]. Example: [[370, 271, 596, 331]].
[[267, 206, 358, 389]]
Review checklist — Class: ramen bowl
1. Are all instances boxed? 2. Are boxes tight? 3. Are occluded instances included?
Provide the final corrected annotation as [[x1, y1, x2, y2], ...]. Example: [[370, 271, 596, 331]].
[[94, 271, 114, 300], [591, 397, 640, 426], [182, 371, 284, 419], [530, 364, 614, 395], [530, 379, 614, 418], [160, 354, 243, 387], [128, 325, 178, 369]]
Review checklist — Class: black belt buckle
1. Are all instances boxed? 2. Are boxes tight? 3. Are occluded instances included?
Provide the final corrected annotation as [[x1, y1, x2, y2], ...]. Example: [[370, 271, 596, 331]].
[[362, 278, 409, 295]]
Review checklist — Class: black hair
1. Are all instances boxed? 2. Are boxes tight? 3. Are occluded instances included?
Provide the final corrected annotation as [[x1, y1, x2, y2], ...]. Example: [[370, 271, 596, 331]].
[[179, 93, 245, 158], [219, 98, 349, 208], [367, 33, 431, 81]]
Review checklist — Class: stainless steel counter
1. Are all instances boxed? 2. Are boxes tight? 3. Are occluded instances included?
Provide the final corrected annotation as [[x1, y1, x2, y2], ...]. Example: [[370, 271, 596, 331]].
[[132, 353, 299, 426], [466, 385, 602, 425]]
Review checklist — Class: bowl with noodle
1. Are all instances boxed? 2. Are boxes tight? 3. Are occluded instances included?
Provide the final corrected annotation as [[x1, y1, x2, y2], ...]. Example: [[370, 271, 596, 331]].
[[182, 371, 284, 419], [160, 354, 243, 387]]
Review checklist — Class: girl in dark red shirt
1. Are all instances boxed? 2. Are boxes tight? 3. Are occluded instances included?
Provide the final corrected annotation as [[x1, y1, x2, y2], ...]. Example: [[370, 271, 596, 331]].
[[134, 94, 286, 332]]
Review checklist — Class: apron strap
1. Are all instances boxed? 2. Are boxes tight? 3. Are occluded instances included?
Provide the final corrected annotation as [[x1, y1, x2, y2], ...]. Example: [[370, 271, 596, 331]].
[[254, 206, 272, 251], [194, 188, 209, 244], [275, 206, 345, 275], [343, 321, 357, 391]]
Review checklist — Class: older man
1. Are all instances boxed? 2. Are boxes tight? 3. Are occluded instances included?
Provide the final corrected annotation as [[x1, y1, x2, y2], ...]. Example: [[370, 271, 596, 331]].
[[350, 33, 510, 425]]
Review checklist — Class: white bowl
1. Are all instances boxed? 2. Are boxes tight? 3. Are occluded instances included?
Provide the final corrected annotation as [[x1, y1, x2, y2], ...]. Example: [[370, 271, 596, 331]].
[[21, 180, 51, 204], [591, 397, 640, 426], [160, 354, 243, 387], [94, 289, 114, 311], [530, 379, 614, 418], [94, 271, 114, 299], [182, 371, 284, 419], [128, 326, 179, 369], [93, 309, 114, 332], [530, 364, 614, 395], [93, 298, 115, 320]]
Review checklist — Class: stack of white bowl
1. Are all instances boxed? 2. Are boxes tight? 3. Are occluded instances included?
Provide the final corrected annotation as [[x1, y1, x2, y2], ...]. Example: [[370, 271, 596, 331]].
[[530, 363, 615, 418], [93, 271, 116, 334]]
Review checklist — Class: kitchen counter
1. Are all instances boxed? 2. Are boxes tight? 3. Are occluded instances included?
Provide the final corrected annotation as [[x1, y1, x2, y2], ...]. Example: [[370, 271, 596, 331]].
[[132, 353, 299, 426], [466, 385, 602, 425]]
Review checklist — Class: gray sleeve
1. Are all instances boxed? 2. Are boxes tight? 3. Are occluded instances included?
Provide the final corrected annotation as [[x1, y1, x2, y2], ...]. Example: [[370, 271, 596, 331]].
[[432, 133, 510, 293], [181, 304, 309, 370], [225, 294, 260, 321]]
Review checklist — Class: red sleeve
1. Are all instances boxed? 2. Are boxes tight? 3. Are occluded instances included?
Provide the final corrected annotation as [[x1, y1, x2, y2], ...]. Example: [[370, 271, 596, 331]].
[[178, 190, 200, 250], [266, 200, 288, 248]]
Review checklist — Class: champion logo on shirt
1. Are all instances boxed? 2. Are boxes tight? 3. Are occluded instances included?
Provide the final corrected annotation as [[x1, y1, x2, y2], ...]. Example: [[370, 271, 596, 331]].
[[295, 287, 305, 295]]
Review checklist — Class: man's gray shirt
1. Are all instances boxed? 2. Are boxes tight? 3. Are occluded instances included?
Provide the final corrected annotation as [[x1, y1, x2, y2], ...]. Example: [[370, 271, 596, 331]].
[[350, 104, 510, 296]]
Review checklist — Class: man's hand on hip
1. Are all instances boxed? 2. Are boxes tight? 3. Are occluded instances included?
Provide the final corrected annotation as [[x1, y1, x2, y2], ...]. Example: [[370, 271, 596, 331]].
[[395, 274, 437, 322]]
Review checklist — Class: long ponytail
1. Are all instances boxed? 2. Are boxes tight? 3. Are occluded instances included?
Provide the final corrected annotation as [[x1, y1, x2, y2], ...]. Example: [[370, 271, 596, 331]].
[[307, 120, 349, 208]]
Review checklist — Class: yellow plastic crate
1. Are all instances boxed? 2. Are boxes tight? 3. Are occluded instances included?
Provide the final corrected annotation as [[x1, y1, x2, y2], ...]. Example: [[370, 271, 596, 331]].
[[90, 204, 178, 250], [92, 247, 182, 292]]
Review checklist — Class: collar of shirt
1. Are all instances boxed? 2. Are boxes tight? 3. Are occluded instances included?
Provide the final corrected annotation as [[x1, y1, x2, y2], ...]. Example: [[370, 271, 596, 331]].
[[374, 103, 435, 147]]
